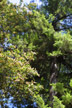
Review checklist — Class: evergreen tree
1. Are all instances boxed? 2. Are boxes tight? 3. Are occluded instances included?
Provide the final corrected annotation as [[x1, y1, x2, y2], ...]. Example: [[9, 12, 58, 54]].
[[0, 0, 72, 108]]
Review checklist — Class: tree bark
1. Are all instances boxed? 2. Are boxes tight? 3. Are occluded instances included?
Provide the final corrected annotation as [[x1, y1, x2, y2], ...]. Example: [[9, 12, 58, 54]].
[[49, 57, 58, 108]]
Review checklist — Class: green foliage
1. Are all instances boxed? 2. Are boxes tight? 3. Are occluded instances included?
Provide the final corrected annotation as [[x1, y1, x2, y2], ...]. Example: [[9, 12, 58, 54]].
[[51, 80, 72, 107], [0, 0, 72, 107], [40, 0, 72, 31], [54, 32, 72, 53], [0, 1, 43, 106], [53, 96, 65, 108], [34, 95, 51, 108], [52, 82, 65, 94], [62, 93, 72, 104], [69, 79, 72, 88]]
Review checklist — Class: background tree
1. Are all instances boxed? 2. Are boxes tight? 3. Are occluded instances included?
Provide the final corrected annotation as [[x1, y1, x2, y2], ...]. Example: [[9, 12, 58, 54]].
[[40, 0, 72, 31]]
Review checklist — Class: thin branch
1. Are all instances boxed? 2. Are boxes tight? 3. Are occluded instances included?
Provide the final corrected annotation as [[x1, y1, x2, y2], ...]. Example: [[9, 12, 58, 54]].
[[55, 26, 72, 31], [52, 14, 72, 31], [54, 14, 72, 24]]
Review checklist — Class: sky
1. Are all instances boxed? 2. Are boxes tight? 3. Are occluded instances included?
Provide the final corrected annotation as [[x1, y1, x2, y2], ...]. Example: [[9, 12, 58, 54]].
[[9, 0, 42, 5]]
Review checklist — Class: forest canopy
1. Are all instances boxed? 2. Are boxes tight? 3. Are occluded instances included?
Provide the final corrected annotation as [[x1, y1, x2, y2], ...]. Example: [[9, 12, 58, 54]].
[[0, 0, 72, 108]]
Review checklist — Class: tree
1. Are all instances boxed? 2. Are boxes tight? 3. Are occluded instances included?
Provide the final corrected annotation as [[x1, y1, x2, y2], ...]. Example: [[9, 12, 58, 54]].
[[0, 0, 72, 108], [40, 0, 72, 31], [0, 1, 42, 107], [30, 0, 72, 107]]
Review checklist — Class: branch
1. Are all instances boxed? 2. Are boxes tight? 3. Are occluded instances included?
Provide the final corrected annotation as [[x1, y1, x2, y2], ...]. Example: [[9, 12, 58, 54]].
[[54, 14, 72, 24], [52, 14, 72, 31], [55, 25, 72, 31]]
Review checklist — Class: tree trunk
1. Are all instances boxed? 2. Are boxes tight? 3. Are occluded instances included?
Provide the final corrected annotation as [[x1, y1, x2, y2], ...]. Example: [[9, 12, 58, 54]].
[[49, 57, 58, 108]]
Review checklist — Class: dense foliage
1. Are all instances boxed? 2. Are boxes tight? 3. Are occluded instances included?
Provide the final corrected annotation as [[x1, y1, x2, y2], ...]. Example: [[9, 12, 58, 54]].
[[40, 0, 72, 31], [0, 0, 72, 108]]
